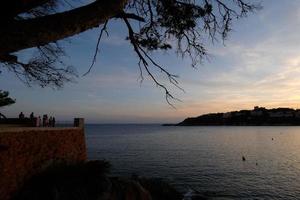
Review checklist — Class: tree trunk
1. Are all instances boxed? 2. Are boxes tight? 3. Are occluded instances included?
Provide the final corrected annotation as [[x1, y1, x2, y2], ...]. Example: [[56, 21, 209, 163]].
[[0, 0, 129, 56]]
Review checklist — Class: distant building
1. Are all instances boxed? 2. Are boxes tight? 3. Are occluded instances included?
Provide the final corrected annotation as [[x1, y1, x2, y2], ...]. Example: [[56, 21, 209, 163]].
[[251, 106, 265, 116], [254, 106, 266, 110]]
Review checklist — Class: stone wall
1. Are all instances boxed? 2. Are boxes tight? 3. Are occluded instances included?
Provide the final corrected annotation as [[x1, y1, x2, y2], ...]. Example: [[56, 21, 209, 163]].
[[0, 125, 86, 200]]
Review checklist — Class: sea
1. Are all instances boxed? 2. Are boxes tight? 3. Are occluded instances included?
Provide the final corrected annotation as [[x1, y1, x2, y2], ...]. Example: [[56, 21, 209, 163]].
[[85, 124, 300, 199]]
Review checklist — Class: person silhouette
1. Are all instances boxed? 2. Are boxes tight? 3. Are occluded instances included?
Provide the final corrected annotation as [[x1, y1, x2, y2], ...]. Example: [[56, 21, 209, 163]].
[[49, 117, 53, 127], [38, 116, 42, 127], [19, 112, 25, 119], [43, 114, 48, 127], [30, 112, 34, 119], [52, 117, 56, 127]]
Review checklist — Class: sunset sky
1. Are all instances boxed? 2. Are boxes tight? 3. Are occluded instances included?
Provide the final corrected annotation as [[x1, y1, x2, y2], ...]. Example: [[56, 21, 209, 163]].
[[1, 0, 300, 123]]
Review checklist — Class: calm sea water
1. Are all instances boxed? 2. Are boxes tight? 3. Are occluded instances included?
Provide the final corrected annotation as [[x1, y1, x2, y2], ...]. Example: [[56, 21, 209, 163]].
[[85, 124, 300, 199]]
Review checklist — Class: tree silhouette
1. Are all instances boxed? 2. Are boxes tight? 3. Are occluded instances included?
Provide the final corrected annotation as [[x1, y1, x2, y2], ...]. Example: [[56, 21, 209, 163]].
[[0, 90, 15, 118], [0, 0, 260, 104], [0, 90, 15, 108]]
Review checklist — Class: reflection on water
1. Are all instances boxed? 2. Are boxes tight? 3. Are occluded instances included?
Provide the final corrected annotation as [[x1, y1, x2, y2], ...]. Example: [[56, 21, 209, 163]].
[[86, 125, 300, 199]]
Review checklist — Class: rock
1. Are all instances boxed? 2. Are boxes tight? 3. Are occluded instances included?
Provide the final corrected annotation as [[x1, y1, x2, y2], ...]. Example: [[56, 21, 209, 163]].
[[242, 156, 246, 161], [12, 161, 182, 200]]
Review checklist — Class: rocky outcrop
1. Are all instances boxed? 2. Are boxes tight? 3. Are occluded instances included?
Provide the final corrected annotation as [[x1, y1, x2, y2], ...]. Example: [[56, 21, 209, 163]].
[[12, 160, 183, 200]]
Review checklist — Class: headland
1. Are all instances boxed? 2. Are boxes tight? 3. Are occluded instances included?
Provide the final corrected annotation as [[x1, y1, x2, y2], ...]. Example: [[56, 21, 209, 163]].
[[176, 106, 300, 126]]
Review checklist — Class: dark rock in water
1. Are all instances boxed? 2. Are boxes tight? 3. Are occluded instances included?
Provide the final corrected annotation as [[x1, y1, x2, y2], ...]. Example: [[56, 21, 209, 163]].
[[242, 156, 246, 161], [108, 177, 152, 200], [138, 178, 182, 200], [183, 189, 208, 200], [12, 160, 182, 200]]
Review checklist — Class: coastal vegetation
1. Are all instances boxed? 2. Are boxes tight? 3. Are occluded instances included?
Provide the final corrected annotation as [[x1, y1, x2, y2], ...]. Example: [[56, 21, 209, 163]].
[[178, 106, 300, 126]]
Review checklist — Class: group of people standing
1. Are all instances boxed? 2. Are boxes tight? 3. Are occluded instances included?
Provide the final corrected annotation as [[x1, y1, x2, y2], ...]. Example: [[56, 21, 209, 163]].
[[39, 114, 56, 127], [19, 112, 56, 127]]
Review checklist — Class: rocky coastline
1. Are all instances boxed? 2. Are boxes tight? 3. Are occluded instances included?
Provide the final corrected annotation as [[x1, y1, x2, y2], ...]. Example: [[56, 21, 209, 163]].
[[12, 160, 203, 200]]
